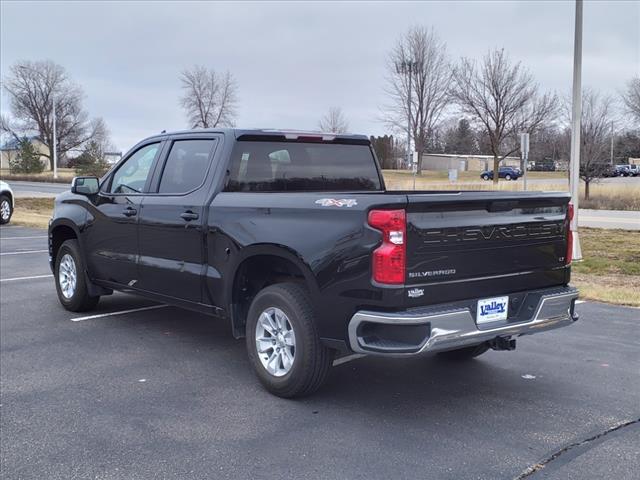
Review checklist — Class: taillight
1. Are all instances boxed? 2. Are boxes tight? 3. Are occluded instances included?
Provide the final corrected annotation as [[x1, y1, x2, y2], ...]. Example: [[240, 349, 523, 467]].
[[566, 202, 574, 265], [368, 209, 406, 284]]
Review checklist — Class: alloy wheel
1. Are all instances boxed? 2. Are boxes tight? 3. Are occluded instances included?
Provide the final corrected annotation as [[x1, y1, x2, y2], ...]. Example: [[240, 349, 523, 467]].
[[255, 307, 296, 377], [59, 253, 77, 299]]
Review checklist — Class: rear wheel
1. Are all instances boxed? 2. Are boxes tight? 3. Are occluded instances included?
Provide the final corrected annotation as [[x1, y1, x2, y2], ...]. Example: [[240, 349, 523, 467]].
[[437, 343, 489, 360], [55, 239, 100, 312], [505, 174, 512, 181], [246, 283, 333, 398], [0, 195, 12, 224]]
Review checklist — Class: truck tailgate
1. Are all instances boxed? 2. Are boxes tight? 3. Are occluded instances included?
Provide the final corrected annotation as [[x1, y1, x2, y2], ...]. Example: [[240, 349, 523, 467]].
[[404, 191, 571, 305]]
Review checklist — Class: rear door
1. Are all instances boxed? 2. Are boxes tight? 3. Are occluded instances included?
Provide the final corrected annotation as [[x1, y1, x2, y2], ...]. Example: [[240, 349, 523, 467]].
[[136, 134, 220, 303], [404, 192, 571, 307]]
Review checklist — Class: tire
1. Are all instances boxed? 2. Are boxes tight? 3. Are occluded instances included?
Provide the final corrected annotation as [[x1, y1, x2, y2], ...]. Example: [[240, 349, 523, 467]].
[[482, 174, 489, 181], [437, 343, 490, 360], [54, 239, 100, 312], [505, 174, 512, 181], [0, 195, 13, 225], [246, 282, 334, 398]]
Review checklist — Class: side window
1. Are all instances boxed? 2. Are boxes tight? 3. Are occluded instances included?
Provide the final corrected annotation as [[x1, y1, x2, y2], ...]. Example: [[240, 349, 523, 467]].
[[110, 143, 159, 194], [157, 139, 216, 194]]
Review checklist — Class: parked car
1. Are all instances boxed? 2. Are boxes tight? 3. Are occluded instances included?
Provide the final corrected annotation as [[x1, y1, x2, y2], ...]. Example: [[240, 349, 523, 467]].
[[614, 165, 632, 177], [480, 166, 522, 181], [626, 164, 639, 177], [48, 129, 578, 397], [529, 161, 556, 172], [0, 180, 14, 225]]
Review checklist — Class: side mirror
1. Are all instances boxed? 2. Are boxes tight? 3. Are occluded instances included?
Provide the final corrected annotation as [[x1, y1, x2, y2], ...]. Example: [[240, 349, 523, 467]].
[[71, 176, 99, 195]]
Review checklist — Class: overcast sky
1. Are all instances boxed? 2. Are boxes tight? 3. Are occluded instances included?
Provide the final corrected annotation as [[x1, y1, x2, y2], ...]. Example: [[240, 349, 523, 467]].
[[1, 0, 638, 152]]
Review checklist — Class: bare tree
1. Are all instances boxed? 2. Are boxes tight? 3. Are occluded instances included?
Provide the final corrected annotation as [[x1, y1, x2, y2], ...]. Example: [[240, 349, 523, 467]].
[[180, 65, 238, 128], [318, 107, 349, 133], [2, 60, 106, 170], [565, 89, 616, 199], [620, 76, 640, 125], [450, 49, 558, 183], [383, 26, 452, 173]]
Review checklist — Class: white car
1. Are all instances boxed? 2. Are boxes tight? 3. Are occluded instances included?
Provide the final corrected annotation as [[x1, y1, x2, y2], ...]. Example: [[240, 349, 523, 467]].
[[0, 180, 15, 224]]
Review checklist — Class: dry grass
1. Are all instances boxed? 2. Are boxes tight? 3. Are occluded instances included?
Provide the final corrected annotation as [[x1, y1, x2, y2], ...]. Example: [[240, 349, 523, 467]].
[[0, 168, 75, 184], [571, 228, 640, 307], [382, 171, 640, 211], [10, 197, 54, 229], [381, 169, 566, 183]]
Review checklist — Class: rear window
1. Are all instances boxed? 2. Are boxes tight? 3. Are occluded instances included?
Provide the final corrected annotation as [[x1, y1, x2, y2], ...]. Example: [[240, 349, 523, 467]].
[[225, 141, 381, 192], [158, 139, 215, 194]]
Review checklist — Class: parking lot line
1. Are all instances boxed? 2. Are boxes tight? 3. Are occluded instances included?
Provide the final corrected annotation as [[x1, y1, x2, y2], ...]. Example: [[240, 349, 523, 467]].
[[0, 250, 49, 256], [0, 274, 53, 283], [71, 304, 168, 322], [0, 236, 48, 240]]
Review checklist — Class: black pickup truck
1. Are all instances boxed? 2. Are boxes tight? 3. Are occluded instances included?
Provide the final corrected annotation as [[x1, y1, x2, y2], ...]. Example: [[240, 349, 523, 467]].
[[49, 129, 578, 397]]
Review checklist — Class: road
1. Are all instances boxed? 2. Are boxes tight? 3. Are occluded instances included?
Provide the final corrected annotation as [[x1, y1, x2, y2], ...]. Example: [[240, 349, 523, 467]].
[[7, 180, 70, 197], [578, 209, 640, 230], [1, 225, 638, 480]]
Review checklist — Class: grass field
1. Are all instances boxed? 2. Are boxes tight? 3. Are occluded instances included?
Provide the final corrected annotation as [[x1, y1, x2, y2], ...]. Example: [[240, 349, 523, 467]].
[[572, 228, 640, 307], [8, 197, 638, 307], [0, 168, 75, 183], [382, 170, 640, 211]]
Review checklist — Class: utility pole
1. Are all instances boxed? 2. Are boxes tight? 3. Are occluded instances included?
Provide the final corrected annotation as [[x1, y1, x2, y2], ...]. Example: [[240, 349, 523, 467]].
[[610, 121, 614, 164], [396, 60, 419, 189], [52, 96, 57, 179], [520, 132, 529, 191], [569, 0, 583, 260]]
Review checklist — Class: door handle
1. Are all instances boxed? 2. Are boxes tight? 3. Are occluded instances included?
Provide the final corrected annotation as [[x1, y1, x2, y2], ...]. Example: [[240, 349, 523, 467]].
[[122, 207, 137, 217], [180, 211, 199, 221]]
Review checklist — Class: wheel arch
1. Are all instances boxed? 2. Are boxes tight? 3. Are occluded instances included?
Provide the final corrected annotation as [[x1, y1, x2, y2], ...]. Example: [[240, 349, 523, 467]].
[[1, 189, 13, 207], [49, 219, 82, 266], [226, 244, 319, 338]]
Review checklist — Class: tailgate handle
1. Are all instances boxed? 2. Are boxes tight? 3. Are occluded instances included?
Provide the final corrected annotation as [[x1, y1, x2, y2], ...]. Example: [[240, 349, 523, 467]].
[[487, 201, 518, 212]]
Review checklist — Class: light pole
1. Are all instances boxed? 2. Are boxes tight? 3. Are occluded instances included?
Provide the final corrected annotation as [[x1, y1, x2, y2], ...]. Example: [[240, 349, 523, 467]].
[[569, 0, 583, 260], [395, 60, 420, 189], [17, 65, 58, 179]]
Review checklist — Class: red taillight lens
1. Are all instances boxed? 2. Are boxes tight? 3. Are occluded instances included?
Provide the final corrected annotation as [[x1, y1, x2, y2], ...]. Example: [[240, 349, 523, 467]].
[[566, 202, 574, 265], [368, 209, 406, 284]]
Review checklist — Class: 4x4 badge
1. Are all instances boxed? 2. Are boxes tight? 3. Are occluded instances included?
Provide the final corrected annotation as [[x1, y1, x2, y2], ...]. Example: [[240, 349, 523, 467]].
[[315, 198, 357, 208]]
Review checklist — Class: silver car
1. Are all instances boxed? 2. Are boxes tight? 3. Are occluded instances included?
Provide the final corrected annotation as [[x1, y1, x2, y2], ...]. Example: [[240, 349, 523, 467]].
[[0, 180, 15, 224]]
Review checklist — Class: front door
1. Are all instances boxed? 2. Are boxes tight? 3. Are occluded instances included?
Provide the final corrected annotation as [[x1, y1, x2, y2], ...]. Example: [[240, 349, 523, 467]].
[[137, 136, 218, 304], [84, 142, 162, 286]]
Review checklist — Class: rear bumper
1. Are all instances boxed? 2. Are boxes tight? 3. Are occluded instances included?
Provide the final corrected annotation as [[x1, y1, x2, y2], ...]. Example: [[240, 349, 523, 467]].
[[348, 286, 579, 356]]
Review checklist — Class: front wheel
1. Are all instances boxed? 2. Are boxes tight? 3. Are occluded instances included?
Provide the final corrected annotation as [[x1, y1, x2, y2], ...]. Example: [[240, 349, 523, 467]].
[[482, 174, 489, 181], [505, 174, 512, 181], [55, 239, 100, 312], [0, 195, 13, 224], [246, 283, 333, 398]]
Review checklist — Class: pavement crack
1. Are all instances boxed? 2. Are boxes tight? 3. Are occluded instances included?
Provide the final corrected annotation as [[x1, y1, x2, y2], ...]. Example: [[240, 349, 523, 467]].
[[514, 417, 640, 479]]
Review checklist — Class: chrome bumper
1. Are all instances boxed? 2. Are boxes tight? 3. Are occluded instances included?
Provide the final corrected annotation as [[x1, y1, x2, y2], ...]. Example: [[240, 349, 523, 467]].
[[348, 286, 579, 356]]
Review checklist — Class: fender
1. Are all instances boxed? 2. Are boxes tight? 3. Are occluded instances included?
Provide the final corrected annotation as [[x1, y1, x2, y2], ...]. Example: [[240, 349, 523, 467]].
[[223, 243, 320, 310]]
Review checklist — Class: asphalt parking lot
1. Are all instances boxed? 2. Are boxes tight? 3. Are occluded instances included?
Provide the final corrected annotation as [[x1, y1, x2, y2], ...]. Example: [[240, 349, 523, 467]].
[[1, 225, 638, 480]]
